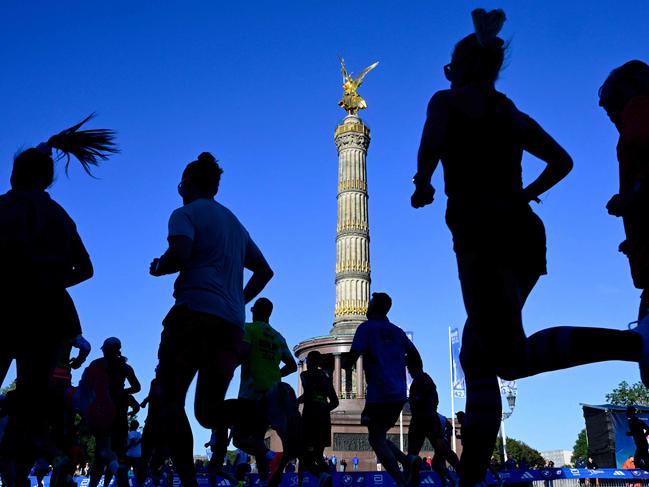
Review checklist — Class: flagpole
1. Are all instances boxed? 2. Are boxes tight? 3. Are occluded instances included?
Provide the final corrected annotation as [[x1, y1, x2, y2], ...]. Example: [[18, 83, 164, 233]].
[[449, 326, 457, 452]]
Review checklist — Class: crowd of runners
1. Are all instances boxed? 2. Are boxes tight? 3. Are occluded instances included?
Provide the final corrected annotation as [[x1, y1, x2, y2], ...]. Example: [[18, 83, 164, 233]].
[[2, 7, 649, 487]]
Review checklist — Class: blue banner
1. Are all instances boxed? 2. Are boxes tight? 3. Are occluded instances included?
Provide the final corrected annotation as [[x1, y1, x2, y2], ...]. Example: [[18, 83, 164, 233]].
[[23, 469, 649, 487], [405, 331, 414, 390], [450, 328, 464, 398]]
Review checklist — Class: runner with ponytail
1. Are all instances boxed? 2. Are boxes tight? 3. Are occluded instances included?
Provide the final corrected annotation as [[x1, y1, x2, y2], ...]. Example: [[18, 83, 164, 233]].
[[0, 114, 117, 487]]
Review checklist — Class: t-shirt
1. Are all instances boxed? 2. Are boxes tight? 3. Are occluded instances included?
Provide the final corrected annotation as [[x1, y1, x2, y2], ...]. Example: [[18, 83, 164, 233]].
[[126, 430, 142, 458], [0, 189, 89, 292], [238, 321, 292, 400], [168, 198, 263, 327], [350, 319, 416, 404], [617, 96, 649, 289], [423, 87, 548, 275], [409, 372, 439, 417], [234, 449, 249, 466]]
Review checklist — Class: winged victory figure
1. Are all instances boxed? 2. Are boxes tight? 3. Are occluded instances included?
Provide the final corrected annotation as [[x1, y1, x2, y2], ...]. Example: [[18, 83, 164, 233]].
[[338, 58, 379, 115]]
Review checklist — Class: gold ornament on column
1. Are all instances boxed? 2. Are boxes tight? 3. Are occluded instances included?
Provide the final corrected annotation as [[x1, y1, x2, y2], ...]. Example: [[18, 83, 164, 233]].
[[338, 57, 379, 115]]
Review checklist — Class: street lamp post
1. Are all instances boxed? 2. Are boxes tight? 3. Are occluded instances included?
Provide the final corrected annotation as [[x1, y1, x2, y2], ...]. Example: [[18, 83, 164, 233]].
[[500, 391, 517, 463]]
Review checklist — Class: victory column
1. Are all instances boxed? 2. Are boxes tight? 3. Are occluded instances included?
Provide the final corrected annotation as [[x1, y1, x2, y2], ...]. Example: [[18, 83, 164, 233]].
[[293, 60, 429, 468]]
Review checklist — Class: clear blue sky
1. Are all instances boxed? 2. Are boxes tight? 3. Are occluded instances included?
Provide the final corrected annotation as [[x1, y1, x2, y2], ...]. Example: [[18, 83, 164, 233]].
[[1, 0, 648, 455]]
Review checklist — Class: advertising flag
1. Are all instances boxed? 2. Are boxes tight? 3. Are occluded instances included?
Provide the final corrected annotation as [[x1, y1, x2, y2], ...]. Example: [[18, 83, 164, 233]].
[[450, 328, 465, 398], [449, 328, 516, 398]]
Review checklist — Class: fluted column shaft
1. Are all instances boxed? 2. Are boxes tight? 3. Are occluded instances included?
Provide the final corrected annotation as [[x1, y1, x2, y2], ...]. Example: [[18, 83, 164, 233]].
[[332, 115, 371, 335], [356, 355, 364, 399], [333, 353, 341, 396]]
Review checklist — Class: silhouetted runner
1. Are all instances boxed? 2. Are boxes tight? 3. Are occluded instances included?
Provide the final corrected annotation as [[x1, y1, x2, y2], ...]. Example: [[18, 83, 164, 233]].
[[599, 61, 649, 326], [233, 298, 298, 487], [0, 114, 116, 487], [150, 152, 273, 487], [345, 293, 423, 487], [297, 351, 338, 487], [48, 333, 92, 487], [125, 420, 143, 477], [140, 376, 169, 486], [626, 406, 649, 469], [407, 364, 460, 485], [411, 9, 648, 487], [83, 337, 139, 487]]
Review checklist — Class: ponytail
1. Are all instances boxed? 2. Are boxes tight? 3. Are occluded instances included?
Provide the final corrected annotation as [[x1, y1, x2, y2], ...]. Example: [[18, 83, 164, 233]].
[[12, 114, 118, 190], [43, 113, 118, 176]]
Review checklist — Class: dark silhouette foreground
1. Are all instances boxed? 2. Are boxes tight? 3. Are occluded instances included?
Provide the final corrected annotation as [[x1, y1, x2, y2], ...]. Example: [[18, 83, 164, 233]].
[[0, 115, 117, 487], [411, 9, 647, 486], [149, 152, 273, 487]]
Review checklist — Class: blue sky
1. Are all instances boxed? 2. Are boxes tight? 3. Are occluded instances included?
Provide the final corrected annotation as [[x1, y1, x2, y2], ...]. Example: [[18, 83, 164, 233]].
[[1, 0, 649, 455]]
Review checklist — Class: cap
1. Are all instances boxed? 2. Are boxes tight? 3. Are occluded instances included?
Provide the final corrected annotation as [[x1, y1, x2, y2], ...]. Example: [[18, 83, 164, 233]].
[[101, 337, 122, 352]]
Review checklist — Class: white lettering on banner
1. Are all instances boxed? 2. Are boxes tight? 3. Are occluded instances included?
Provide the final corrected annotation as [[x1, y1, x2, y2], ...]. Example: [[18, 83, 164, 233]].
[[79, 480, 90, 487], [357, 477, 364, 483], [613, 471, 625, 476], [218, 480, 231, 486], [420, 476, 436, 484], [555, 470, 563, 476], [342, 475, 353, 486], [373, 475, 383, 485], [521, 472, 534, 480], [570, 469, 580, 476]]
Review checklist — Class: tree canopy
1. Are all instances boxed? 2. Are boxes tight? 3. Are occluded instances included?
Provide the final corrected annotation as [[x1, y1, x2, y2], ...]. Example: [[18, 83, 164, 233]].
[[493, 436, 545, 467], [571, 428, 588, 465], [0, 380, 16, 395], [605, 380, 649, 406]]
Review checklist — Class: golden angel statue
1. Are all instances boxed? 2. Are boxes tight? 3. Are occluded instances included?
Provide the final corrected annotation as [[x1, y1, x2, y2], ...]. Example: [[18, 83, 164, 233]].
[[338, 58, 379, 115]]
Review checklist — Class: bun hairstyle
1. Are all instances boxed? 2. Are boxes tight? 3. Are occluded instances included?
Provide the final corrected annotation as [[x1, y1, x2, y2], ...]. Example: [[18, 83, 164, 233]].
[[182, 151, 224, 197], [599, 60, 649, 116], [11, 113, 118, 190], [449, 8, 508, 85], [471, 8, 506, 48]]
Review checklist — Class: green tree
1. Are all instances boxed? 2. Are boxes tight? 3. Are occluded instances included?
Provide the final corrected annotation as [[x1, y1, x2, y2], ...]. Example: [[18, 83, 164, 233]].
[[0, 380, 16, 395], [605, 380, 649, 406], [492, 437, 545, 467], [75, 415, 96, 465], [571, 428, 588, 465]]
